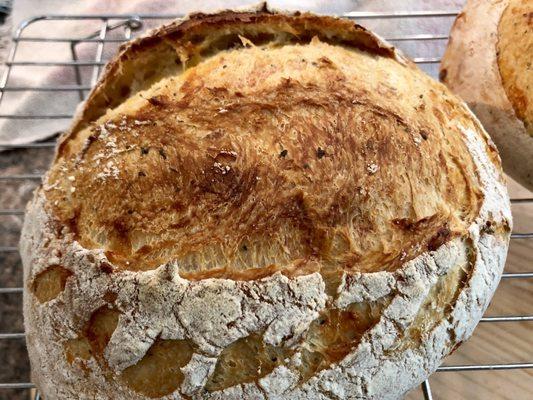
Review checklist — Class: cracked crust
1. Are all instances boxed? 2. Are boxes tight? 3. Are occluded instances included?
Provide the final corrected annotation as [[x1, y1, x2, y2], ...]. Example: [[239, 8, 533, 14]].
[[22, 5, 511, 400], [440, 0, 533, 190]]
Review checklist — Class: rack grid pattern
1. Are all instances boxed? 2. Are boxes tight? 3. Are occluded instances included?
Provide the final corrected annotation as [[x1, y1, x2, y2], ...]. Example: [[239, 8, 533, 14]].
[[0, 11, 531, 400]]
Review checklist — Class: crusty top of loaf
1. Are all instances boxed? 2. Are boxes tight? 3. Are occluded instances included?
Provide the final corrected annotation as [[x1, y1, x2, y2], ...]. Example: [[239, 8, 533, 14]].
[[497, 0, 533, 136], [23, 7, 513, 400], [66, 5, 398, 136], [43, 7, 495, 279]]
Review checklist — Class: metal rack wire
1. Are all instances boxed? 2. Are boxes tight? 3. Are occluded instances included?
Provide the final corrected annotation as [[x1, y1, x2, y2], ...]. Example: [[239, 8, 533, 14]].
[[0, 11, 531, 400]]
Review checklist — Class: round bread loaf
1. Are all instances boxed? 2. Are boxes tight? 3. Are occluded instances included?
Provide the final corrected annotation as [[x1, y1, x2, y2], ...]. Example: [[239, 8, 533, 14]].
[[440, 0, 533, 190], [21, 6, 512, 400]]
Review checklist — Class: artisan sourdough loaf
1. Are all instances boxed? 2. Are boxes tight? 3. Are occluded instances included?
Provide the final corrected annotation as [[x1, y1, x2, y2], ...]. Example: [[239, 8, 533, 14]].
[[21, 5, 512, 400], [440, 0, 533, 190]]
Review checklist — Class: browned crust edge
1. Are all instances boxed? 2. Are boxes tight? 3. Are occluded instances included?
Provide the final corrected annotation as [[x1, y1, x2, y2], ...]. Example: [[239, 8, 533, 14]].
[[57, 3, 406, 159]]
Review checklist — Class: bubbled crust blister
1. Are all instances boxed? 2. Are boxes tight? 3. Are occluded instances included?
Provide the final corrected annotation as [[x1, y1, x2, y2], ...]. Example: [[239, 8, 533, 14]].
[[22, 5, 512, 400], [441, 0, 533, 189]]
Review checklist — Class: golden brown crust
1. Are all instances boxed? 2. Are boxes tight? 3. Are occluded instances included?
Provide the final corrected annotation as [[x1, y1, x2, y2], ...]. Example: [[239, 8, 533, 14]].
[[63, 7, 399, 146], [43, 9, 487, 279], [32, 265, 72, 303], [497, 0, 533, 135]]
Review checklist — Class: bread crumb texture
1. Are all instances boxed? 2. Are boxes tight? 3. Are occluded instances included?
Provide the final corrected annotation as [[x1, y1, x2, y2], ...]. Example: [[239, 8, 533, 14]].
[[497, 0, 533, 136], [21, 7, 511, 400]]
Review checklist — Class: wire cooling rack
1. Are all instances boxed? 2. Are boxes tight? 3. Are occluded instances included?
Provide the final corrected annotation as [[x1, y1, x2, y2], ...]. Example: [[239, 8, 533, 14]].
[[0, 11, 531, 400]]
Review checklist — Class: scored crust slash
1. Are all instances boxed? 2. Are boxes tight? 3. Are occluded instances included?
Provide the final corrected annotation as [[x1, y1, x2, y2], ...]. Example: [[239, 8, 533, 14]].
[[21, 3, 511, 400]]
